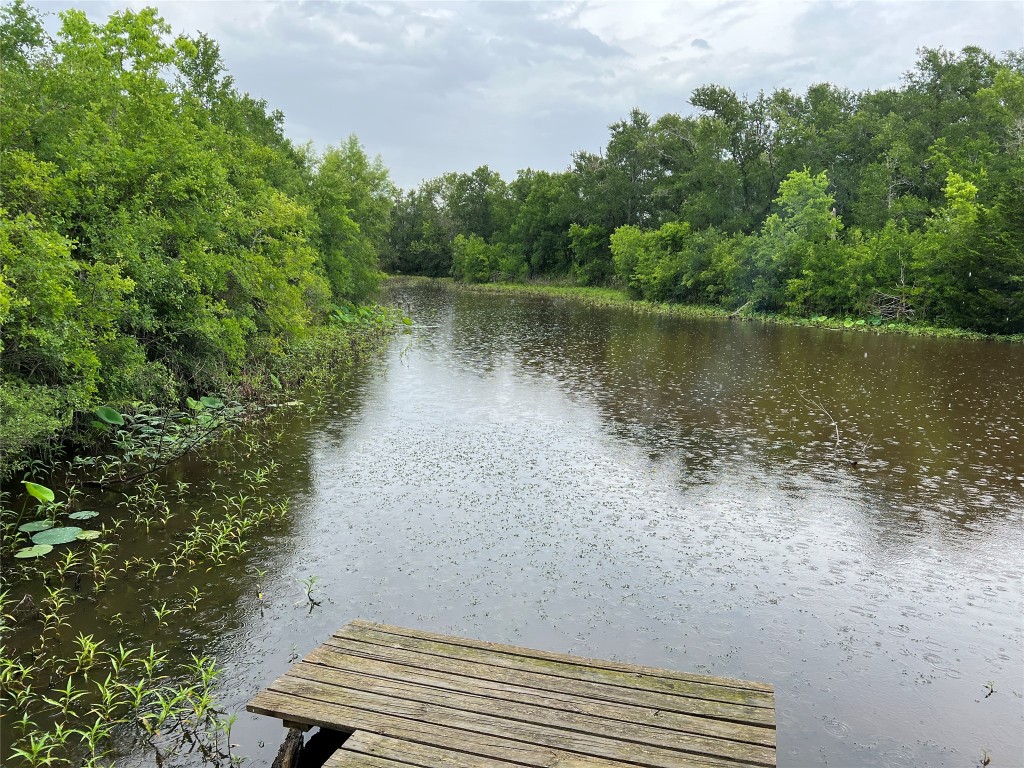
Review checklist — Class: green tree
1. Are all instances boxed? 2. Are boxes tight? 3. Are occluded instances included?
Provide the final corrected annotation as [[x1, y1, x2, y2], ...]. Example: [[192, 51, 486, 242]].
[[913, 171, 1024, 332], [310, 136, 396, 302], [753, 169, 844, 314]]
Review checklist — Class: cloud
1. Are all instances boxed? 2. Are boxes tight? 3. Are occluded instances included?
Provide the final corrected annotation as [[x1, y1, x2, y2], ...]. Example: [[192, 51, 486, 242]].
[[37, 1, 1024, 188]]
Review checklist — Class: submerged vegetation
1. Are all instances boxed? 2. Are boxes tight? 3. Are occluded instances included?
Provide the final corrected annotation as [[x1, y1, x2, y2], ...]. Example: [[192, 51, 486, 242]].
[[0, 307, 402, 765], [2, 419, 290, 767], [0, 314, 401, 766], [385, 47, 1023, 337]]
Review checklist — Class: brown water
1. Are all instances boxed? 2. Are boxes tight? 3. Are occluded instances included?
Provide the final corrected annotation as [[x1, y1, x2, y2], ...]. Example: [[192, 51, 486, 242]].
[[12, 282, 1024, 767]]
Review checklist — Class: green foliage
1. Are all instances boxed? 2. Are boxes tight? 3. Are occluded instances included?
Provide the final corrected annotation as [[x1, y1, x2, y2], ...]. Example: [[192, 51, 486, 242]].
[[450, 234, 494, 283], [396, 45, 1021, 336], [449, 234, 527, 284], [568, 223, 614, 285], [912, 171, 1024, 332], [23, 481, 54, 503], [506, 170, 574, 275], [0, 2, 396, 468], [754, 169, 844, 314], [311, 136, 395, 301], [30, 526, 82, 546], [13, 543, 53, 558], [94, 406, 124, 426]]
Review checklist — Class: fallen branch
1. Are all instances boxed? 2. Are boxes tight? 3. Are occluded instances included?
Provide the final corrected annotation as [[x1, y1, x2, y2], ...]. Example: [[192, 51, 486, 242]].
[[799, 390, 841, 458]]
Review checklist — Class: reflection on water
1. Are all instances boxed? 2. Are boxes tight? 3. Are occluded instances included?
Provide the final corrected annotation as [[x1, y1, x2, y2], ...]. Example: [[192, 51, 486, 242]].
[[200, 284, 1020, 767]]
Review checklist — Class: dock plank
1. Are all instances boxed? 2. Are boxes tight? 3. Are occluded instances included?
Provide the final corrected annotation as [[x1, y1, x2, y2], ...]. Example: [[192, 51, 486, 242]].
[[256, 675, 770, 768], [352, 621, 773, 693], [333, 731, 533, 768], [310, 644, 775, 744], [247, 620, 776, 768], [250, 691, 664, 768], [286, 660, 775, 765], [323, 636, 775, 729], [335, 624, 774, 710], [326, 751, 407, 768]]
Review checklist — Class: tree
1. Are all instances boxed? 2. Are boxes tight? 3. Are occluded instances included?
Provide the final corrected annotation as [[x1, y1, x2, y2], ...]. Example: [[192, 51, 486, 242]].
[[753, 169, 844, 314], [913, 171, 1024, 332], [506, 169, 574, 275], [0, 2, 391, 460], [310, 136, 396, 301]]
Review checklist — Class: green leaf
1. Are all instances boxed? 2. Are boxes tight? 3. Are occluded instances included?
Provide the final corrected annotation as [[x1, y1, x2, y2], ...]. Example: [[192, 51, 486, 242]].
[[199, 396, 224, 409], [31, 527, 83, 546], [76, 530, 101, 541], [401, 316, 413, 326], [90, 420, 110, 431], [68, 511, 98, 520], [95, 406, 125, 426], [186, 397, 202, 411], [269, 374, 282, 390], [23, 481, 55, 503], [18, 519, 55, 533], [14, 544, 54, 559]]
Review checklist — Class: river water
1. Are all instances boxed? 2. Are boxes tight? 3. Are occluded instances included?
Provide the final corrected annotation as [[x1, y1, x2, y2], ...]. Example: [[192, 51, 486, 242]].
[[18, 282, 1024, 767]]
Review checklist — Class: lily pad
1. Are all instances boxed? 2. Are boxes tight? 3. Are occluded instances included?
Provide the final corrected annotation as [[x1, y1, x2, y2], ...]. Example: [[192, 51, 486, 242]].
[[18, 519, 55, 533], [14, 544, 54, 559], [95, 406, 125, 426], [76, 530, 101, 541], [199, 396, 224, 409], [23, 481, 55, 503], [31, 527, 83, 546], [68, 511, 98, 520]]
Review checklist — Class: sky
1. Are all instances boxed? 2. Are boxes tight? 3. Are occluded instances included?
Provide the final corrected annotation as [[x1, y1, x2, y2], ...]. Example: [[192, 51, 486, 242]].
[[37, 1, 1024, 189]]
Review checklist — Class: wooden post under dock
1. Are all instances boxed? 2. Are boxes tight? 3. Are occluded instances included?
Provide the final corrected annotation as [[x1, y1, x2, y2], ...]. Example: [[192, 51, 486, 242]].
[[247, 619, 777, 768]]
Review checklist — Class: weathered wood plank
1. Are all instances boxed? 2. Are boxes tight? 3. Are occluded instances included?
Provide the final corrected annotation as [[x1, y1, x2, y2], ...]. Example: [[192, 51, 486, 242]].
[[306, 647, 775, 749], [351, 621, 773, 694], [249, 620, 777, 768], [335, 624, 774, 711], [285, 661, 774, 766], [320, 637, 776, 731], [336, 731, 529, 768], [258, 675, 773, 768], [325, 749, 406, 768], [249, 691, 655, 768]]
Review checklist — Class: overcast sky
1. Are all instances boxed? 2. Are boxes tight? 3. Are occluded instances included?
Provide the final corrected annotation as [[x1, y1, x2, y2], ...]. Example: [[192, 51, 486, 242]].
[[38, 1, 1024, 189]]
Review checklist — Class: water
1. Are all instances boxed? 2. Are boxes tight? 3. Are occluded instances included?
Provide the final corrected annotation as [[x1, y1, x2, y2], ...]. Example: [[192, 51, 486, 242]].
[[12, 282, 1024, 767]]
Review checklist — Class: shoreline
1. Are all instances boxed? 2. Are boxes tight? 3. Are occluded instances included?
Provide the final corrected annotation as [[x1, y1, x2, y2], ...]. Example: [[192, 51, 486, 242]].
[[386, 276, 1023, 344]]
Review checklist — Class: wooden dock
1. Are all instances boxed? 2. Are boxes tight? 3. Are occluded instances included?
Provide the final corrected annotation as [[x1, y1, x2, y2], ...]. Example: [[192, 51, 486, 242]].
[[247, 619, 776, 768]]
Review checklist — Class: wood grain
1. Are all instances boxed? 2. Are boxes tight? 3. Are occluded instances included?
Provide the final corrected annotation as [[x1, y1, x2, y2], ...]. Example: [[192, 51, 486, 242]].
[[247, 620, 777, 768]]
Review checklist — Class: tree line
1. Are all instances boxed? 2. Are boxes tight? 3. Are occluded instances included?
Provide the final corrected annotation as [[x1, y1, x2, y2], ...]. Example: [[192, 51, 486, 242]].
[[384, 46, 1023, 336], [0, 1, 395, 459], [2, 5, 1020, 465]]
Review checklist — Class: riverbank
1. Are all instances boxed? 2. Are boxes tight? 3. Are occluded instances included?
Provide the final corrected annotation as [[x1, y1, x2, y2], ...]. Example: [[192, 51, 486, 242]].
[[389, 276, 1023, 344], [0, 310, 403, 481]]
